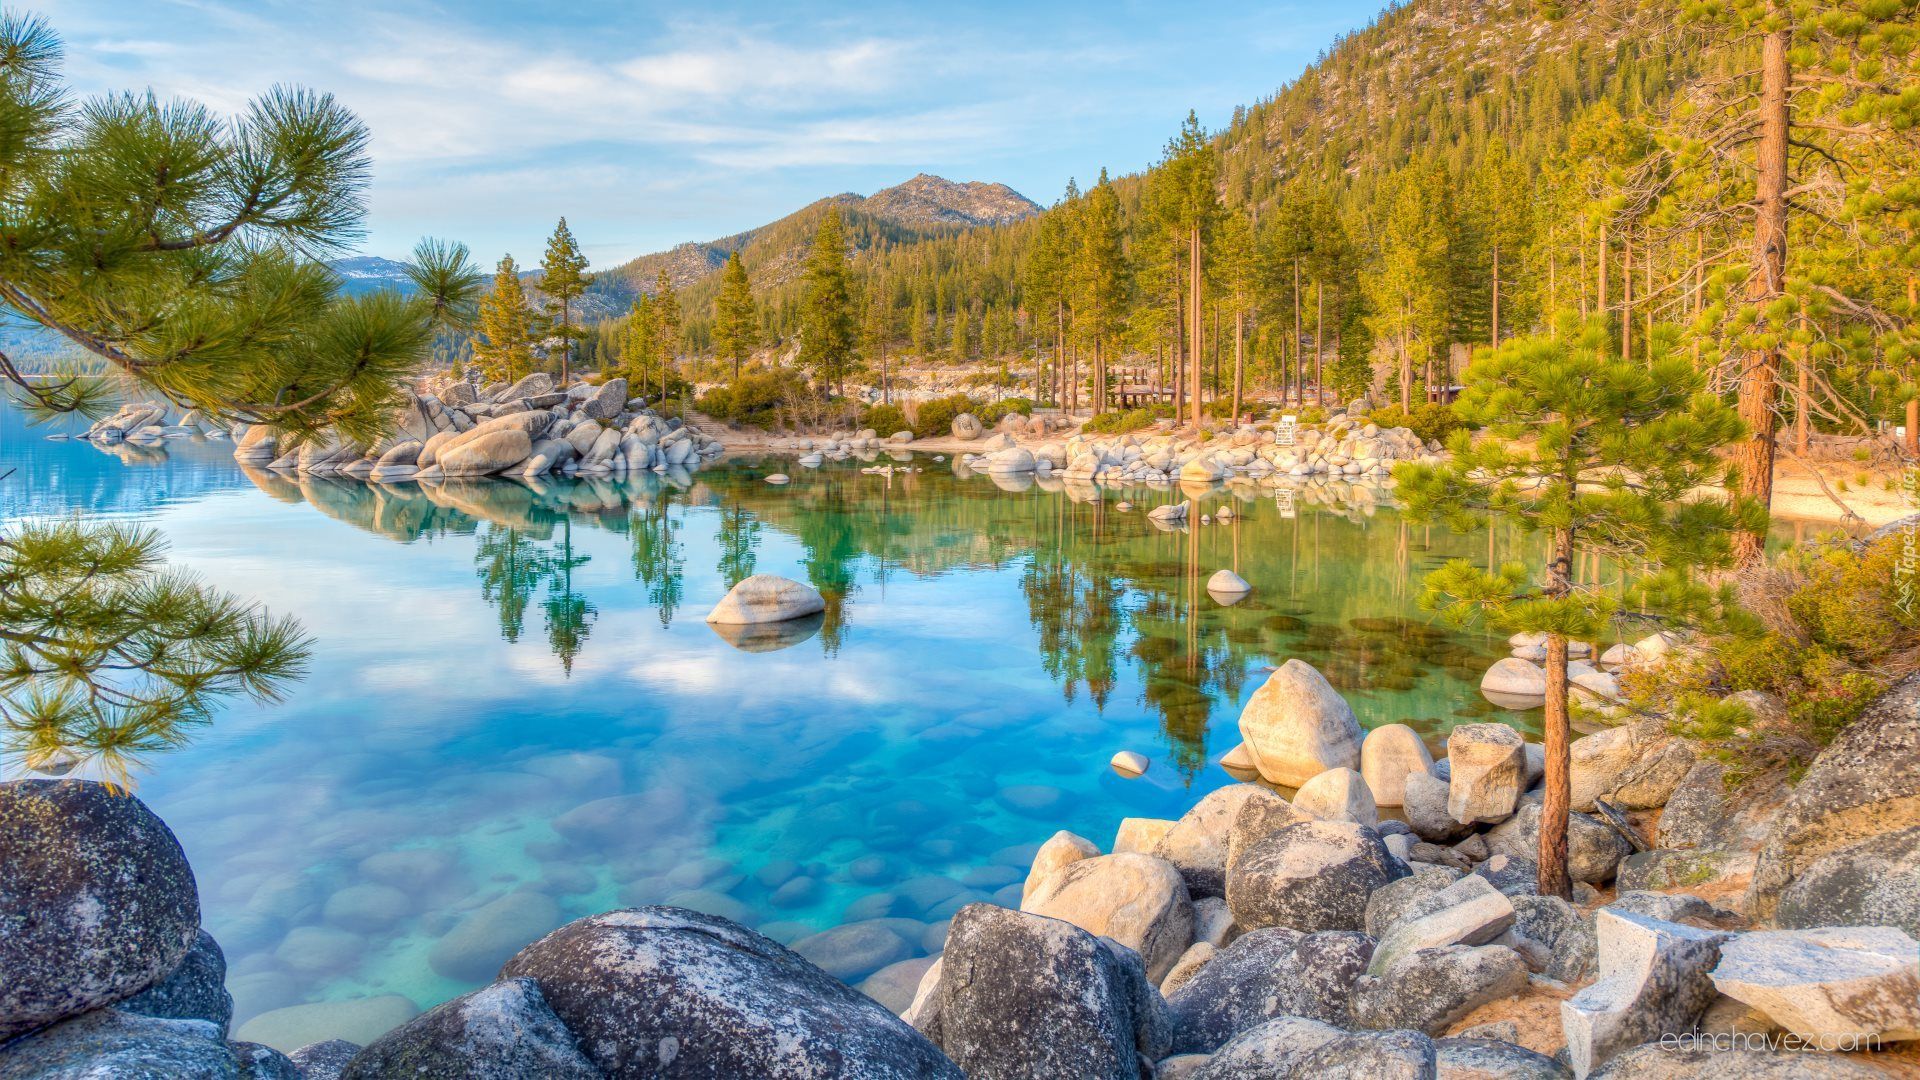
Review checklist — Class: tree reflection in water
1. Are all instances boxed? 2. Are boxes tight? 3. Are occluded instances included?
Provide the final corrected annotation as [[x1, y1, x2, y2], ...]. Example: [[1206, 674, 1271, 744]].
[[236, 456, 1535, 776]]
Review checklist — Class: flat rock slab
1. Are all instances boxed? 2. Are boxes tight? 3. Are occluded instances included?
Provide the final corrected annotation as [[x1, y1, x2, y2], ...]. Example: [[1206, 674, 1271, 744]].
[[1711, 926, 1920, 1045]]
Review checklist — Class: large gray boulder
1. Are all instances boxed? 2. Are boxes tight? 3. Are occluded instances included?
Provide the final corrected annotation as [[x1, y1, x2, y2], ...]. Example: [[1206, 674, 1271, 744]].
[[1709, 926, 1920, 1045], [1403, 769, 1473, 843], [287, 1040, 360, 1080], [1165, 927, 1372, 1053], [1021, 852, 1195, 983], [116, 931, 233, 1034], [1366, 874, 1514, 975], [1351, 944, 1529, 1036], [1435, 1036, 1571, 1079], [1190, 1016, 1345, 1078], [340, 977, 598, 1079], [918, 903, 1167, 1080], [705, 574, 827, 625], [0, 1009, 241, 1078], [498, 907, 958, 1079], [1227, 819, 1404, 933], [1656, 760, 1788, 852], [1561, 910, 1730, 1079], [1568, 719, 1696, 813], [579, 377, 629, 421], [1224, 787, 1310, 871], [1484, 792, 1633, 885], [1236, 660, 1365, 788], [1290, 1028, 1438, 1078], [1363, 865, 1466, 939], [1750, 674, 1920, 921], [1154, 785, 1273, 898], [1774, 824, 1920, 940], [1448, 724, 1526, 824], [436, 427, 532, 475], [0, 780, 201, 1042], [1511, 894, 1598, 983]]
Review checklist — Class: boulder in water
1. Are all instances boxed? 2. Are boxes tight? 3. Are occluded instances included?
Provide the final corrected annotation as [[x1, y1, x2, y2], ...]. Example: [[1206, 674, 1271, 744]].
[[705, 574, 827, 625]]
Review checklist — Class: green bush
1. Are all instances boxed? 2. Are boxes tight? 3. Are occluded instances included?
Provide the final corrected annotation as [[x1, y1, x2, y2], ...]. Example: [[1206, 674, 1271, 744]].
[[1083, 405, 1171, 434], [1367, 402, 1464, 443], [979, 397, 1034, 425], [861, 403, 908, 436], [909, 394, 981, 439], [696, 368, 811, 429]]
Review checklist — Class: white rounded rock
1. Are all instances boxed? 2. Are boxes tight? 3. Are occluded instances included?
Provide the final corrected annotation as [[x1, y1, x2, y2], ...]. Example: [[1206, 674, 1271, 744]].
[[1110, 751, 1150, 778], [765, 473, 790, 485], [704, 574, 826, 625], [1237, 660, 1364, 788], [1481, 657, 1547, 698], [1292, 767, 1378, 826], [1360, 724, 1433, 809]]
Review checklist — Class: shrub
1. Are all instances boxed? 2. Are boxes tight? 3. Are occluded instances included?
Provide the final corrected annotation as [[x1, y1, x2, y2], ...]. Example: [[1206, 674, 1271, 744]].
[[696, 368, 812, 429], [1083, 405, 1170, 434], [908, 394, 982, 439], [861, 403, 908, 436], [979, 397, 1034, 425], [1367, 402, 1464, 443]]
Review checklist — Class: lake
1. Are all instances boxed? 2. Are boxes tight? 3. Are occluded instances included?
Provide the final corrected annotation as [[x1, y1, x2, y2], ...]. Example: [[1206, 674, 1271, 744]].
[[2, 402, 1546, 1043]]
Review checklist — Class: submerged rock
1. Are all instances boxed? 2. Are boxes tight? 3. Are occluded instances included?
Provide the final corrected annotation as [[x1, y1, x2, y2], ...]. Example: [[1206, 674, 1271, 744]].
[[704, 574, 827, 625], [499, 906, 958, 1078], [0, 780, 201, 1042]]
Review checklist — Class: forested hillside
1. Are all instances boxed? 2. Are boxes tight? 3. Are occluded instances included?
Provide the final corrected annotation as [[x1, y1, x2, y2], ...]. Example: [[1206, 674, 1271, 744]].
[[519, 0, 1915, 481]]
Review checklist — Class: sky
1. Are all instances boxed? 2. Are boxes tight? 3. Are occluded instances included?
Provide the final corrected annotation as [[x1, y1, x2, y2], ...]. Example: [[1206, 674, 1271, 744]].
[[40, 0, 1384, 269]]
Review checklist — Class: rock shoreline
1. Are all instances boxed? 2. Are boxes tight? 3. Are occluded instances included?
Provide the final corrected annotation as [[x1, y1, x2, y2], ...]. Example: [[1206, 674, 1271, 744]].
[[6, 671, 1919, 1077]]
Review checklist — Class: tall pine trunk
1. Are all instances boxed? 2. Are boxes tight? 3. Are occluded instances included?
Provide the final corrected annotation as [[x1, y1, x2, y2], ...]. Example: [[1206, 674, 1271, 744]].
[[1491, 245, 1501, 347], [1314, 283, 1324, 406], [1231, 309, 1244, 422], [1539, 526, 1575, 901], [1733, 25, 1791, 565], [1293, 260, 1304, 408], [560, 297, 571, 383], [1189, 227, 1204, 429]]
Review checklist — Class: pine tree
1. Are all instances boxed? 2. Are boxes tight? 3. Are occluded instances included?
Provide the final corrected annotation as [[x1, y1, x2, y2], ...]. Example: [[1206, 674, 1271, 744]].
[[472, 256, 537, 383], [712, 252, 759, 383], [651, 270, 683, 397], [1150, 112, 1221, 427], [539, 218, 590, 383], [1363, 164, 1455, 409], [1072, 169, 1130, 414], [862, 277, 896, 403], [799, 207, 858, 395], [0, 14, 498, 782], [1396, 319, 1756, 898], [622, 294, 659, 392], [1214, 207, 1258, 419]]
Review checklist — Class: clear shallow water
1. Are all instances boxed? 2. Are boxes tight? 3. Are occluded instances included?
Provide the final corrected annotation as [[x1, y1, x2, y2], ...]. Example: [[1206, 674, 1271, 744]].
[[3, 403, 1550, 1040]]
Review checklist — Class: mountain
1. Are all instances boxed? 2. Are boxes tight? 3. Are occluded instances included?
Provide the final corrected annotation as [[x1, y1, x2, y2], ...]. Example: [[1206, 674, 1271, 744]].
[[328, 256, 417, 296], [859, 174, 1041, 229], [589, 174, 1041, 308]]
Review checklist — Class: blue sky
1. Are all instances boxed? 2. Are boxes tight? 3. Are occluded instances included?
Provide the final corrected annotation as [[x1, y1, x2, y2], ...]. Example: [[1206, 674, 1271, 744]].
[[41, 0, 1384, 268]]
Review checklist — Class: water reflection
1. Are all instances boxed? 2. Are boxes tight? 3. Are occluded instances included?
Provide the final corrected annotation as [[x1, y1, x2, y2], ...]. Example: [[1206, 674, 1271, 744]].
[[226, 457, 1534, 775]]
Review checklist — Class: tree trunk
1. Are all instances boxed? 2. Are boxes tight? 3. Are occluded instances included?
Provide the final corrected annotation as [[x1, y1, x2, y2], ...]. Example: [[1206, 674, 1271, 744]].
[[1597, 220, 1609, 336], [1621, 233, 1633, 362], [1491, 245, 1501, 348], [1174, 281, 1186, 418], [1190, 227, 1204, 429], [1733, 25, 1792, 566], [1294, 259, 1304, 409], [1232, 309, 1244, 422], [1315, 283, 1324, 405], [560, 297, 571, 383], [1539, 526, 1575, 901]]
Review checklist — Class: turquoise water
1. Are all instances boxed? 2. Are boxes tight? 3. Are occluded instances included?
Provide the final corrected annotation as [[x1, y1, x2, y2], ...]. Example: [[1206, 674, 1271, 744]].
[[3, 403, 1547, 1036]]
